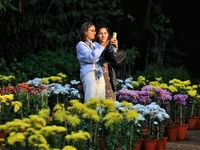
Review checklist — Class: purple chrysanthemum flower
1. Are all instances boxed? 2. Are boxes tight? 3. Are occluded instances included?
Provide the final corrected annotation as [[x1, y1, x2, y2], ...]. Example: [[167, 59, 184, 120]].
[[116, 88, 153, 105], [116, 89, 140, 103], [141, 85, 153, 92], [136, 91, 152, 104], [154, 88, 172, 104], [173, 94, 188, 106]]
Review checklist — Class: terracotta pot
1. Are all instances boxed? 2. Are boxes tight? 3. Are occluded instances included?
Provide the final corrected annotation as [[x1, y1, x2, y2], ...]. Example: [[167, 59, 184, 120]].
[[195, 116, 200, 130], [165, 126, 178, 141], [142, 139, 158, 150], [187, 117, 197, 130], [0, 131, 6, 146], [156, 136, 168, 150], [177, 124, 188, 140], [98, 137, 106, 150], [131, 138, 143, 150]]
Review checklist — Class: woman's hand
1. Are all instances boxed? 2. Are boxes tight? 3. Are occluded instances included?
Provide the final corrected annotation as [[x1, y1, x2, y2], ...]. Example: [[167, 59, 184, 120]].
[[101, 40, 110, 48], [110, 37, 118, 49]]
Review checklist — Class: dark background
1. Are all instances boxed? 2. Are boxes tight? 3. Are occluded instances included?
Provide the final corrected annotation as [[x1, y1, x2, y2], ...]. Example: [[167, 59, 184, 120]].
[[0, 0, 199, 83], [164, 1, 199, 76], [119, 0, 199, 77]]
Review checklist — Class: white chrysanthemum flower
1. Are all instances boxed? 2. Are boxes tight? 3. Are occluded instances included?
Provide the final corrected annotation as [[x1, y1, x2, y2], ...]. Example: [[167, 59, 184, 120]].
[[27, 77, 43, 87], [70, 80, 81, 85]]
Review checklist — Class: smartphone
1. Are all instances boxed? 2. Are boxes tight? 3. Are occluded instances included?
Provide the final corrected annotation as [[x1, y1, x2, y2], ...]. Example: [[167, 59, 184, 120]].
[[113, 32, 117, 38]]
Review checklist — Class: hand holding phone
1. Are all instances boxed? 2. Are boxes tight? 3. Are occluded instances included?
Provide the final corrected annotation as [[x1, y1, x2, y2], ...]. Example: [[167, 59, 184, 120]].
[[113, 32, 117, 38], [111, 32, 118, 51]]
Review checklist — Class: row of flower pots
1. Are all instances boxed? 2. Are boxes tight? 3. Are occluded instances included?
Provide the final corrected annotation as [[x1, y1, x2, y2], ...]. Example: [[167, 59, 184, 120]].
[[165, 124, 189, 141], [99, 136, 168, 150]]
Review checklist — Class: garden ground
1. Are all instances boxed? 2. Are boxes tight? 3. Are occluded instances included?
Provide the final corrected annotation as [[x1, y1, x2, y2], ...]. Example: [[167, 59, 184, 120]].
[[166, 129, 200, 150]]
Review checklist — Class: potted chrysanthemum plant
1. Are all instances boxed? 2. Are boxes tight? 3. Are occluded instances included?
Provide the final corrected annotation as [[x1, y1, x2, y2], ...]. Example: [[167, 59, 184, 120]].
[[173, 93, 189, 140]]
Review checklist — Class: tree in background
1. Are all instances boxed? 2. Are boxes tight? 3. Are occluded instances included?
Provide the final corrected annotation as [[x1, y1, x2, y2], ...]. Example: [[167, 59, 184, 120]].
[[0, 0, 123, 63], [0, 0, 196, 83]]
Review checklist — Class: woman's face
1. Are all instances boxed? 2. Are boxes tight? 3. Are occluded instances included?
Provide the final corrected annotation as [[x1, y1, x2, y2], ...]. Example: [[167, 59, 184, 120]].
[[97, 28, 109, 43], [85, 25, 96, 41]]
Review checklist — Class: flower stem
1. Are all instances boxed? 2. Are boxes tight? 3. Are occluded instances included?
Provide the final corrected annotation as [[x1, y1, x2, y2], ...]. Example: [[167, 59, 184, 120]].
[[191, 101, 194, 117], [180, 105, 183, 125]]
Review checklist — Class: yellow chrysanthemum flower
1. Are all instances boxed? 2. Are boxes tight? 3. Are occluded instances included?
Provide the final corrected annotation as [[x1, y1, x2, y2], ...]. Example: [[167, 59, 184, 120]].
[[68, 100, 86, 114], [7, 132, 25, 145], [28, 134, 47, 145], [124, 109, 139, 121], [155, 77, 162, 82], [0, 138, 5, 143], [137, 76, 146, 81], [65, 130, 90, 142], [11, 101, 22, 112], [103, 112, 123, 129], [29, 115, 46, 128], [196, 95, 200, 101], [187, 90, 197, 97], [38, 108, 51, 119], [0, 75, 15, 83], [192, 85, 198, 89], [66, 114, 81, 127], [132, 81, 139, 87], [159, 83, 169, 90], [50, 76, 62, 83], [3, 94, 14, 101], [168, 85, 178, 93], [82, 108, 100, 122], [53, 109, 66, 122], [85, 98, 100, 108], [53, 103, 64, 111], [171, 79, 181, 84], [38, 143, 50, 150], [0, 119, 31, 132], [22, 118, 32, 124], [62, 145, 77, 150], [120, 101, 133, 108], [57, 72, 67, 79], [183, 80, 191, 86], [102, 99, 116, 110], [149, 81, 160, 87], [40, 125, 67, 136], [0, 94, 14, 104], [42, 77, 50, 84]]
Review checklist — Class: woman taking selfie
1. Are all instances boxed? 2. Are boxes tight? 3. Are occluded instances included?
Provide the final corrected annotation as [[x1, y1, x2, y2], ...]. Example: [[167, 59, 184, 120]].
[[76, 22, 109, 103], [96, 25, 120, 100]]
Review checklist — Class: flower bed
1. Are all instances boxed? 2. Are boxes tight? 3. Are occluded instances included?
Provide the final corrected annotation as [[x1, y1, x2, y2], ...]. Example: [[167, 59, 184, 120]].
[[0, 74, 200, 149]]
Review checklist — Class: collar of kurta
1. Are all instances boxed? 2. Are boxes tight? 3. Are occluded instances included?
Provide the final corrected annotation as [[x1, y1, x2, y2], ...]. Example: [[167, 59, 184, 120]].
[[85, 40, 94, 50]]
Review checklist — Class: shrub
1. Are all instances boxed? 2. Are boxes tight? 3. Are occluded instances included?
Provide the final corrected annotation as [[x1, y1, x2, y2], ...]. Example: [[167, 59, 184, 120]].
[[133, 64, 192, 83]]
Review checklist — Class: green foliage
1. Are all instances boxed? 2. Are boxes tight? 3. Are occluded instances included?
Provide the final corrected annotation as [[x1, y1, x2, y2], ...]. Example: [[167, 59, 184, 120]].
[[0, 0, 197, 84], [0, 0, 19, 12], [0, 0, 122, 64], [133, 64, 191, 83], [0, 49, 80, 84], [116, 47, 140, 79]]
